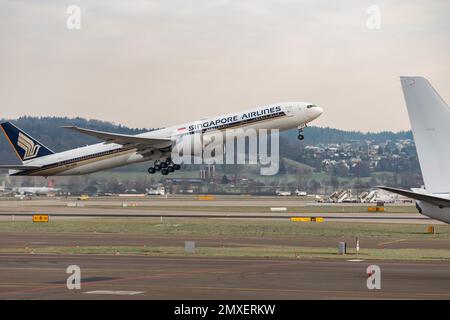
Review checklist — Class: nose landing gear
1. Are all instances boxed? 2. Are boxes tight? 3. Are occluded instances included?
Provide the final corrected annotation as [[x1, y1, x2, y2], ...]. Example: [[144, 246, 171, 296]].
[[297, 124, 307, 140]]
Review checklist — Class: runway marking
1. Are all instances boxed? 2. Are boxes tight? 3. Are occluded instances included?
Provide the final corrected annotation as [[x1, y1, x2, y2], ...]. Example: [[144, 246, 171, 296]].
[[347, 259, 364, 262], [378, 239, 407, 247], [85, 290, 143, 296]]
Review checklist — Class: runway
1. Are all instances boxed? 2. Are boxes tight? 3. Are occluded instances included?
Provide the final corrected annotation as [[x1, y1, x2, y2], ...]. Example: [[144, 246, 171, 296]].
[[0, 253, 449, 299], [0, 196, 448, 299]]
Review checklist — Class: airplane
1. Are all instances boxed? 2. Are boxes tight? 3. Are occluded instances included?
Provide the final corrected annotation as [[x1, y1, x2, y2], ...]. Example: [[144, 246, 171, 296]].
[[378, 76, 450, 224], [13, 186, 60, 196], [0, 102, 323, 177], [11, 178, 60, 196]]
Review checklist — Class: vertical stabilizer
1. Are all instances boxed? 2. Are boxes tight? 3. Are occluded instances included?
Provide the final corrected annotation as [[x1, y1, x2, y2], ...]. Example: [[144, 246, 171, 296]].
[[0, 122, 54, 163], [400, 76, 450, 193]]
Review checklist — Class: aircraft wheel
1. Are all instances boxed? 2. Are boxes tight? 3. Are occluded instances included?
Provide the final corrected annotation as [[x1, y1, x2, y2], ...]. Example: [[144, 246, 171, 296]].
[[298, 134, 304, 140], [154, 164, 161, 171], [160, 162, 168, 169], [148, 167, 156, 174], [161, 168, 169, 175], [167, 165, 175, 172], [173, 164, 181, 170]]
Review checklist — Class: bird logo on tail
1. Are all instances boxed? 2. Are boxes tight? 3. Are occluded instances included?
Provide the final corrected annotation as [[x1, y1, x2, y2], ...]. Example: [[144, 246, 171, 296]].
[[17, 132, 41, 160]]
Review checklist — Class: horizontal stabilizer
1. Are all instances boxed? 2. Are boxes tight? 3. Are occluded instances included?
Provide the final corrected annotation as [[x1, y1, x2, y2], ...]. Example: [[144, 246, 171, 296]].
[[62, 126, 171, 149], [377, 186, 450, 208], [0, 165, 41, 170]]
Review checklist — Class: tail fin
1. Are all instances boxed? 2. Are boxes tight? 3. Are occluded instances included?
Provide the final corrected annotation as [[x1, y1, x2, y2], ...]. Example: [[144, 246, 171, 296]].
[[400, 76, 450, 193], [0, 122, 54, 162]]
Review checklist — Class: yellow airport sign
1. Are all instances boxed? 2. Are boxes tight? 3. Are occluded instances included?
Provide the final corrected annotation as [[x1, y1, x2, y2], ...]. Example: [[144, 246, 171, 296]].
[[291, 217, 324, 222], [368, 207, 385, 212], [33, 214, 49, 223], [198, 195, 215, 201]]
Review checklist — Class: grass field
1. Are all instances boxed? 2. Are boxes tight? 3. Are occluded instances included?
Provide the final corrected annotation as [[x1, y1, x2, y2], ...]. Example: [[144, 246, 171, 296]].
[[0, 219, 447, 239], [1, 219, 448, 261]]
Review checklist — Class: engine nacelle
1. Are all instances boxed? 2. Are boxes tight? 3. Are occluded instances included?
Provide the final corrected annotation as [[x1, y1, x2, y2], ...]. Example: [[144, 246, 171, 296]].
[[171, 131, 225, 163], [172, 133, 204, 158]]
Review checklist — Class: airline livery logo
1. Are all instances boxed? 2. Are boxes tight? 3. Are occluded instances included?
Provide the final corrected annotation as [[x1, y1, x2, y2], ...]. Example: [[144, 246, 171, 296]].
[[17, 132, 41, 160]]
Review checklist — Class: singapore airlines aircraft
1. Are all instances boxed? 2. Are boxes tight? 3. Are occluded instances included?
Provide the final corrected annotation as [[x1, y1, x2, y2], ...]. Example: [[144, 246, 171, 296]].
[[0, 102, 323, 177], [379, 76, 450, 224]]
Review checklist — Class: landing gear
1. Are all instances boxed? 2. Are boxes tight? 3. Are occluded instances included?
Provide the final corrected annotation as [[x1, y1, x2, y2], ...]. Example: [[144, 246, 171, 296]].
[[148, 160, 162, 174], [152, 160, 162, 171], [147, 158, 181, 175], [297, 124, 306, 140]]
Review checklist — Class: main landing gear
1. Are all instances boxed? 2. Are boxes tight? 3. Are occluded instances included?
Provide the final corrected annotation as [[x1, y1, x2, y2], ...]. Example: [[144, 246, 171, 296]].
[[148, 158, 181, 175]]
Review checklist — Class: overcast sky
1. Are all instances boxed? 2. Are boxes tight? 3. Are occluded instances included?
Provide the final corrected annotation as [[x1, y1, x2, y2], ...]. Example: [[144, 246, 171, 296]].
[[0, 0, 449, 132]]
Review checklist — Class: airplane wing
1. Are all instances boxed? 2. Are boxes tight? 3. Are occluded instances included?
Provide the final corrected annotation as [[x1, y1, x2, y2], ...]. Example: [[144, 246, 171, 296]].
[[377, 186, 450, 208], [62, 126, 172, 151], [0, 165, 41, 170]]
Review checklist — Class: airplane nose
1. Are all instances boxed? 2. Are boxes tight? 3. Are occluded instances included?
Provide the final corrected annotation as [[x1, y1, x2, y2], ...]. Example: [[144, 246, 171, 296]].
[[310, 106, 323, 119]]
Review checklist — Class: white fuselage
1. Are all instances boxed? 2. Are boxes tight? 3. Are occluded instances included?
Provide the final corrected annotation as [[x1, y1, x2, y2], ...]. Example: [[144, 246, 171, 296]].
[[15, 102, 322, 176], [14, 186, 60, 195]]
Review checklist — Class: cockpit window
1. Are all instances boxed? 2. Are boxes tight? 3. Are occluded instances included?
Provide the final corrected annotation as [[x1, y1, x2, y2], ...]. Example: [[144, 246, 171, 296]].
[[307, 104, 317, 109]]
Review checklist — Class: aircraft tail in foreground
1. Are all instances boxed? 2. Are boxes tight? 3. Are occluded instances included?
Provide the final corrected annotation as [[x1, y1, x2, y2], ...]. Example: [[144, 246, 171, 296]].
[[379, 76, 450, 223], [400, 76, 450, 194]]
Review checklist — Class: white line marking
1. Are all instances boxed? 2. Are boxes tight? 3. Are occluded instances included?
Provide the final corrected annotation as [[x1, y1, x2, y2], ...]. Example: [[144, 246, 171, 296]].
[[347, 259, 365, 262], [378, 238, 407, 246], [84, 290, 143, 296]]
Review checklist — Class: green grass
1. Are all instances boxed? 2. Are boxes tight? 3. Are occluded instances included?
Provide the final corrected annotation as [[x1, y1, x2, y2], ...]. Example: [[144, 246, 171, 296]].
[[2, 219, 449, 261], [2, 245, 450, 261], [0, 219, 448, 239]]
